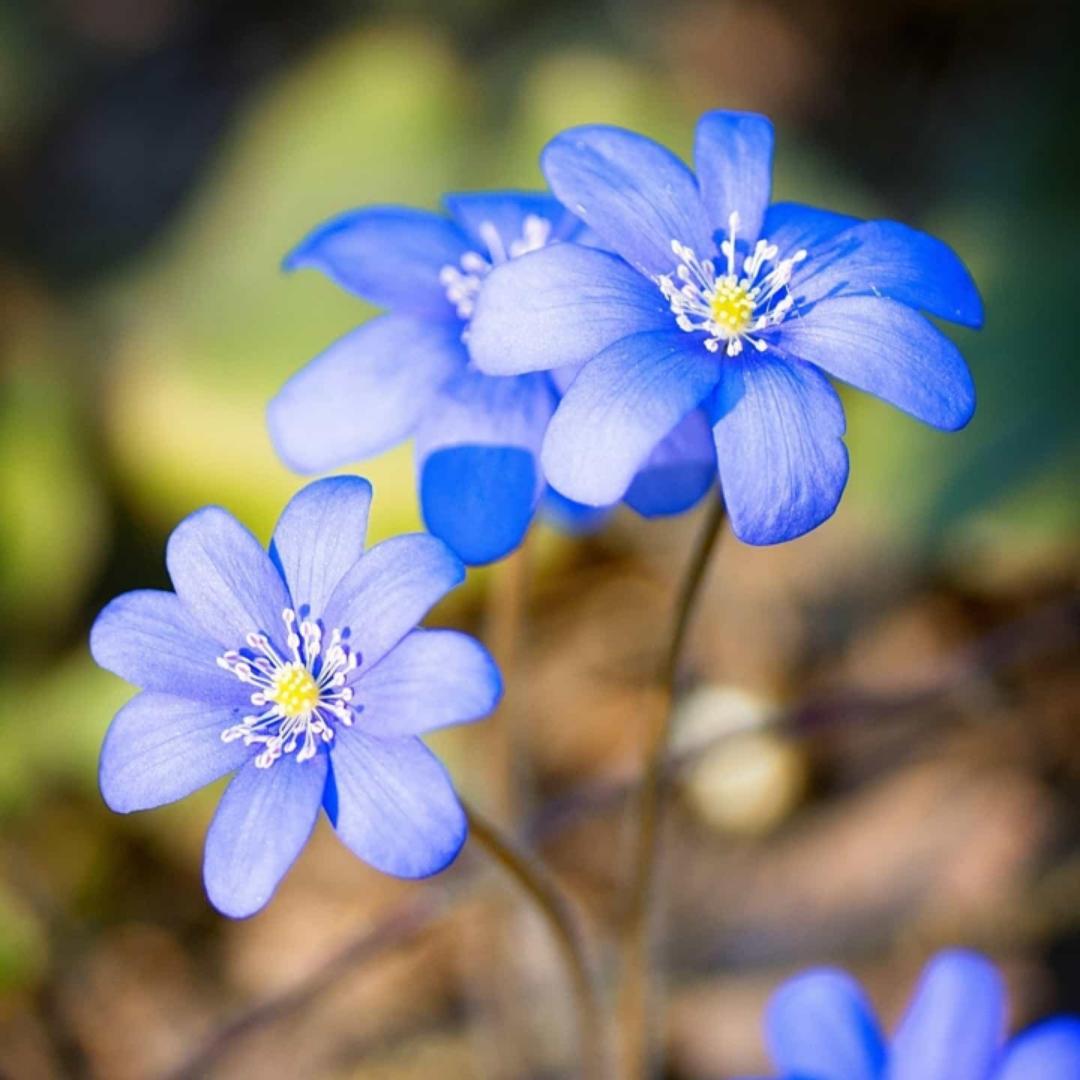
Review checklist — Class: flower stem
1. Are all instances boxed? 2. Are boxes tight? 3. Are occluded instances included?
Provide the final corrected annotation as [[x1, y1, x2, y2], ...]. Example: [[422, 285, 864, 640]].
[[618, 496, 727, 1077], [466, 803, 610, 1079]]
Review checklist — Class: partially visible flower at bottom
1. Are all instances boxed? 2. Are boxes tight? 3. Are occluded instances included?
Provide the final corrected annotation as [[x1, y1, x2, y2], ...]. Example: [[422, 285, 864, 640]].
[[754, 949, 1080, 1079], [90, 476, 501, 917]]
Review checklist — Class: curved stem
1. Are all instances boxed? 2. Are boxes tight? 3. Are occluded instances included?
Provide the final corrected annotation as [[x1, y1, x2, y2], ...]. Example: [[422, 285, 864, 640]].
[[466, 802, 610, 1079], [618, 496, 727, 1077]]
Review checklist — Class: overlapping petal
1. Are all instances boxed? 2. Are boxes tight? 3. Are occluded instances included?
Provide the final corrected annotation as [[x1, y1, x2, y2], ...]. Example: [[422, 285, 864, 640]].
[[623, 408, 716, 518], [996, 1019, 1080, 1080], [443, 190, 581, 248], [763, 202, 860, 260]]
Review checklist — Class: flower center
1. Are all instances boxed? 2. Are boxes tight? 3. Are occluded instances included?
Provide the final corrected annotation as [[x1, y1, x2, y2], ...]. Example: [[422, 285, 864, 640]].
[[658, 212, 807, 356], [440, 214, 552, 319], [217, 608, 360, 769]]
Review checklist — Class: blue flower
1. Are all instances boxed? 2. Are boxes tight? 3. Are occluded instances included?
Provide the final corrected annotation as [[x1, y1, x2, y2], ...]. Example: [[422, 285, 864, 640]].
[[467, 111, 982, 545], [90, 477, 501, 917], [268, 192, 717, 565], [759, 949, 1080, 1079]]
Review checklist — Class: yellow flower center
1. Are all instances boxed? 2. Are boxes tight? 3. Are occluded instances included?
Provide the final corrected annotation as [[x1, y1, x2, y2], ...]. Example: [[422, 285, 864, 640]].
[[267, 662, 320, 719], [709, 280, 755, 336]]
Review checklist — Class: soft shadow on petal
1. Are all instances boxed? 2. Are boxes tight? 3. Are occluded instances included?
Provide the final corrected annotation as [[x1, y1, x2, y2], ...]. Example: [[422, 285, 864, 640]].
[[763, 202, 860, 260], [443, 190, 580, 248], [624, 408, 717, 518], [995, 1019, 1080, 1080]]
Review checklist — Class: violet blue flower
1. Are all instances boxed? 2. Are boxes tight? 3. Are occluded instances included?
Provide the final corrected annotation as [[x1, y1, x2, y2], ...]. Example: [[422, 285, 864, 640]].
[[757, 949, 1080, 1079], [468, 110, 982, 545], [268, 192, 716, 565], [90, 477, 500, 917]]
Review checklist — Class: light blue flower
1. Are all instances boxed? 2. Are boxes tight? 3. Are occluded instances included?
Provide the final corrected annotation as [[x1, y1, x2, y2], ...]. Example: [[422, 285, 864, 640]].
[[90, 477, 500, 917], [758, 949, 1080, 1079], [269, 192, 717, 565], [468, 110, 981, 545]]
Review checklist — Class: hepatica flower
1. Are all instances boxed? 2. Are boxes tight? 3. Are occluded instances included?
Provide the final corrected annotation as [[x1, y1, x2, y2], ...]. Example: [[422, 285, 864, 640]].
[[269, 192, 716, 565], [759, 949, 1080, 1079], [90, 477, 500, 917], [468, 110, 982, 545]]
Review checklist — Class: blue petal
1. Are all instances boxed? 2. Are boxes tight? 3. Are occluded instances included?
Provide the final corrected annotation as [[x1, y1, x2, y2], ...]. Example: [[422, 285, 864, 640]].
[[794, 219, 984, 328], [353, 629, 501, 737], [712, 353, 849, 545], [100, 692, 250, 812], [887, 950, 1005, 1080], [776, 296, 975, 430], [763, 202, 860, 259], [694, 110, 775, 245], [996, 1019, 1080, 1080], [321, 534, 465, 671], [467, 243, 672, 376], [90, 590, 248, 705], [443, 190, 582, 248], [268, 314, 467, 474], [165, 507, 291, 649], [765, 968, 886, 1080], [325, 730, 466, 878], [541, 330, 721, 507], [624, 408, 716, 518], [269, 477, 373, 618], [541, 125, 714, 277], [203, 753, 328, 918], [541, 487, 611, 533], [284, 206, 468, 319]]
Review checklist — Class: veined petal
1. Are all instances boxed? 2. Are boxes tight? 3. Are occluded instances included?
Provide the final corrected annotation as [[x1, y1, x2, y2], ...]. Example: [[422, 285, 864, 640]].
[[326, 730, 467, 877], [712, 353, 849, 545], [776, 295, 975, 430], [467, 243, 671, 376], [624, 407, 717, 518], [443, 190, 581, 248], [203, 753, 328, 918], [996, 1019, 1080, 1080], [90, 590, 248, 705], [541, 125, 713, 277], [268, 314, 466, 474], [542, 330, 720, 507], [794, 219, 984, 328], [763, 202, 860, 260], [321, 534, 464, 671], [100, 692, 250, 812], [269, 477, 373, 618], [353, 629, 501, 738], [694, 110, 775, 245], [887, 950, 1005, 1080], [166, 507, 291, 649], [765, 969, 887, 1080], [284, 206, 468, 319]]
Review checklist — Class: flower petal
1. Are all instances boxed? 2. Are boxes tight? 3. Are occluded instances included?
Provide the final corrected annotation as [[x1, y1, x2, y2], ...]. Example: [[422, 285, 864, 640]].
[[353, 629, 501, 737], [541, 330, 721, 507], [763, 202, 860, 259], [765, 968, 887, 1080], [712, 353, 849, 545], [284, 206, 468, 319], [325, 730, 466, 878], [321, 534, 464, 671], [100, 692, 250, 812], [203, 753, 327, 918], [166, 507, 291, 649], [776, 296, 975, 430], [443, 190, 581, 248], [996, 1019, 1080, 1080], [269, 476, 373, 618], [542, 488, 610, 533], [694, 110, 775, 245], [268, 314, 466, 474], [90, 590, 247, 705], [467, 243, 672, 376], [887, 950, 1005, 1080], [794, 219, 984, 328], [541, 125, 713, 277], [624, 407, 717, 518]]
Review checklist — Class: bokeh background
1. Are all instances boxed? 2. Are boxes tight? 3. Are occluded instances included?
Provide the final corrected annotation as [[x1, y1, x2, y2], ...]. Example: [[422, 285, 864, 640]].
[[1, 0, 1078, 1076]]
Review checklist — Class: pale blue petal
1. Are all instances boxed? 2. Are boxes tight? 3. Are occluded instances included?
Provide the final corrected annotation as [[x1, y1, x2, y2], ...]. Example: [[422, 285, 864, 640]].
[[203, 753, 328, 918], [443, 190, 581, 248], [268, 314, 466, 474], [624, 408, 717, 518], [763, 202, 860, 259], [996, 1019, 1080, 1080], [541, 125, 714, 277], [776, 295, 975, 430], [712, 353, 849, 545], [541, 330, 721, 507], [467, 243, 671, 376], [326, 730, 466, 878], [353, 629, 501, 737], [269, 477, 373, 618]]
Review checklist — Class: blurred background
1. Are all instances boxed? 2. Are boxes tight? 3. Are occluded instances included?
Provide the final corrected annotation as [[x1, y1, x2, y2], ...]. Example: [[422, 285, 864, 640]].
[[0, 0, 1078, 1076]]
